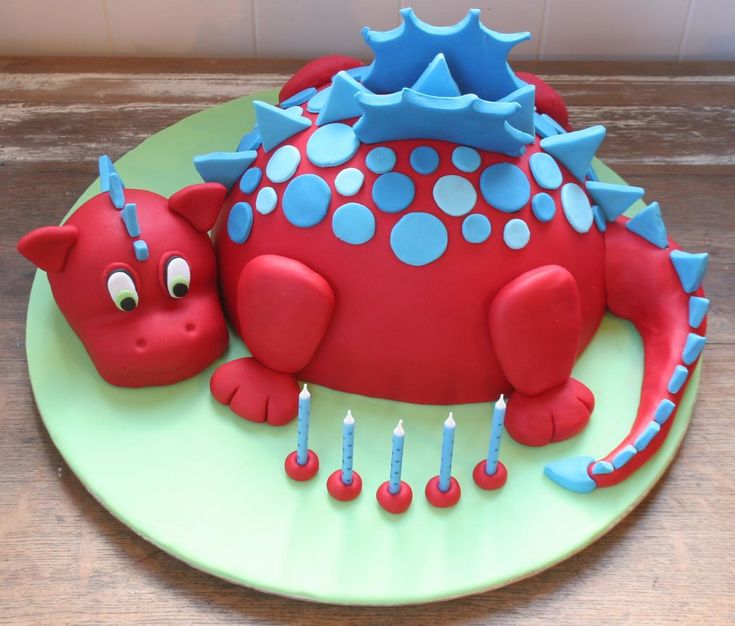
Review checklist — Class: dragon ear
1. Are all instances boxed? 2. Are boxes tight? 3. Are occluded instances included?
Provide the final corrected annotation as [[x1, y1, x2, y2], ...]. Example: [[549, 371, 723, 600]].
[[18, 225, 78, 272], [168, 182, 227, 233]]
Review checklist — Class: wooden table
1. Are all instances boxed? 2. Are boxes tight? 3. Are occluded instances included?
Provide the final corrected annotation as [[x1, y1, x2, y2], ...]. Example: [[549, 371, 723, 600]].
[[1, 58, 733, 625]]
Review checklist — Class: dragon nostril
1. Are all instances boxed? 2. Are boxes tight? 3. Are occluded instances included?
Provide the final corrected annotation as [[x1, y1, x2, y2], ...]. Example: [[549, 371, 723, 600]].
[[185, 322, 196, 333], [135, 337, 147, 350]]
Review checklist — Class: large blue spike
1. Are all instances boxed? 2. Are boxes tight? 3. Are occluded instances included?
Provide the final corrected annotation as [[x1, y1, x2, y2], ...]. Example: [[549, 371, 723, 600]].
[[410, 53, 461, 97], [316, 71, 371, 126], [585, 181, 645, 221], [361, 8, 529, 101], [544, 456, 597, 493], [354, 88, 533, 156], [625, 201, 668, 248], [670, 250, 709, 293], [540, 125, 606, 181], [253, 100, 312, 152], [193, 151, 257, 190], [499, 84, 535, 136]]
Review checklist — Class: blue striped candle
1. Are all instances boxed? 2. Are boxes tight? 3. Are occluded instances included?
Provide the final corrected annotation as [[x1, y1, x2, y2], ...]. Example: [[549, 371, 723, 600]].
[[296, 384, 311, 465], [341, 410, 355, 485], [485, 395, 506, 475], [388, 419, 405, 494], [438, 413, 456, 492]]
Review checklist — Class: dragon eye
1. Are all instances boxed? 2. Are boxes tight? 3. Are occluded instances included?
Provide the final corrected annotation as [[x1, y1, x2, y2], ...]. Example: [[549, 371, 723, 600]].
[[165, 256, 190, 298], [107, 270, 139, 312]]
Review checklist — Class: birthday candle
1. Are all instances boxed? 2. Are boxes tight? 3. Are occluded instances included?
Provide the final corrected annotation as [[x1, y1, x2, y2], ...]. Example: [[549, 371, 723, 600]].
[[296, 384, 311, 465], [388, 419, 405, 494], [438, 413, 456, 492], [341, 410, 355, 485], [485, 395, 506, 475]]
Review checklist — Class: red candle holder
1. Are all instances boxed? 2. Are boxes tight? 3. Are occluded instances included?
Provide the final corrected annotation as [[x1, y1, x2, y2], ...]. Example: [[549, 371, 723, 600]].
[[284, 449, 319, 481], [327, 469, 362, 501], [472, 460, 508, 490], [425, 475, 461, 508], [376, 480, 413, 514]]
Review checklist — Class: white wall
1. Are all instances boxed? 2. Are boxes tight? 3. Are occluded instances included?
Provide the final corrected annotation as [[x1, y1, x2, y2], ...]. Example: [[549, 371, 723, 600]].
[[0, 0, 733, 60]]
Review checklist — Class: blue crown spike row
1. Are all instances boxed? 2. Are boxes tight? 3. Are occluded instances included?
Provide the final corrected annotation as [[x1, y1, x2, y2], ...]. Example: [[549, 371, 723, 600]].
[[670, 250, 709, 293], [543, 456, 597, 493], [193, 150, 257, 190], [585, 181, 645, 222], [689, 296, 709, 328], [499, 84, 535, 136], [253, 100, 312, 152], [121, 203, 140, 238], [361, 8, 529, 102], [625, 201, 669, 249], [316, 71, 372, 126], [410, 53, 461, 97], [540, 125, 606, 181]]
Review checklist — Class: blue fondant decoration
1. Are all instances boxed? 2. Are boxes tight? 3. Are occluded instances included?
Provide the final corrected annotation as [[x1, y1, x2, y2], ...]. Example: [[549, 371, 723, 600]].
[[533, 113, 560, 139], [345, 66, 369, 81], [98, 155, 118, 193], [433, 175, 476, 216], [133, 240, 149, 261], [265, 144, 301, 183], [591, 461, 614, 475], [253, 100, 311, 152], [682, 333, 706, 365], [193, 150, 257, 190], [237, 128, 262, 152], [667, 365, 689, 394], [365, 146, 396, 174], [585, 181, 645, 222], [410, 53, 461, 97], [240, 167, 262, 194], [561, 183, 594, 234], [531, 193, 556, 223], [354, 89, 533, 157], [282, 174, 331, 227], [689, 296, 710, 328], [592, 205, 607, 232], [410, 146, 440, 175], [634, 421, 661, 452], [390, 212, 448, 266], [544, 114, 567, 135], [306, 123, 360, 168], [284, 105, 305, 118], [451, 146, 481, 173], [227, 201, 254, 244], [372, 172, 415, 213], [316, 71, 370, 126], [670, 250, 709, 293], [625, 201, 668, 248], [612, 445, 637, 470], [306, 86, 332, 113], [361, 9, 528, 102], [503, 218, 531, 250], [462, 214, 491, 243], [586, 167, 599, 182], [543, 456, 596, 493], [108, 173, 125, 209], [653, 399, 676, 425], [332, 202, 376, 245], [255, 186, 277, 215], [480, 163, 530, 213], [280, 86, 317, 108], [529, 152, 562, 190], [334, 168, 365, 197], [499, 84, 535, 136], [540, 125, 606, 181], [121, 203, 140, 238]]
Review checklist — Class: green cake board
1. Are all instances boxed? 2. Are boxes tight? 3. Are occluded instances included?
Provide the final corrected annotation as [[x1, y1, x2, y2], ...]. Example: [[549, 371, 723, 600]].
[[26, 90, 700, 605]]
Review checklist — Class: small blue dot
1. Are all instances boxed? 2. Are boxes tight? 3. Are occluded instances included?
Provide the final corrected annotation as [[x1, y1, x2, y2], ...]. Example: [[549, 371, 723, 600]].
[[529, 152, 562, 190], [433, 175, 476, 216], [365, 147, 396, 174], [390, 213, 448, 266], [409, 146, 439, 175], [561, 183, 594, 233], [462, 214, 491, 243], [531, 193, 556, 222], [256, 187, 277, 214], [282, 174, 331, 227], [306, 86, 331, 113], [372, 172, 415, 213], [306, 123, 360, 168], [228, 202, 254, 244], [452, 146, 481, 173], [266, 145, 300, 183], [240, 167, 262, 194], [332, 203, 375, 245], [480, 163, 530, 213], [280, 87, 317, 108], [503, 218, 530, 249], [335, 167, 365, 197]]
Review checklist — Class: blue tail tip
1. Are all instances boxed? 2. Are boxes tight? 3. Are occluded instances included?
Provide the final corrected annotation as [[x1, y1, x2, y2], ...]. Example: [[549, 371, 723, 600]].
[[544, 455, 597, 493]]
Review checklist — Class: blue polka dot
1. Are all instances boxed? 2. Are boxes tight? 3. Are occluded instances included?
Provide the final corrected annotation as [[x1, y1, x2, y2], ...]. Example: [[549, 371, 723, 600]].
[[410, 146, 439, 175], [433, 175, 476, 216], [335, 168, 364, 196], [280, 87, 317, 108], [503, 218, 530, 249], [332, 203, 375, 245], [462, 214, 491, 243], [372, 172, 415, 213], [239, 167, 262, 194], [480, 163, 530, 213], [452, 146, 481, 173], [255, 187, 277, 214], [306, 123, 359, 167], [306, 86, 331, 113], [266, 145, 300, 183], [390, 213, 448, 266], [561, 183, 594, 233], [228, 202, 253, 244], [282, 174, 331, 227], [531, 193, 556, 222], [365, 147, 396, 174], [530, 152, 562, 190]]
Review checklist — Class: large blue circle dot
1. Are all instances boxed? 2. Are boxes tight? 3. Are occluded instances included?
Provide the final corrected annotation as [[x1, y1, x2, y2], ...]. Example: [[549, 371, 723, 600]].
[[530, 152, 562, 190], [410, 146, 439, 175], [531, 192, 556, 222], [365, 147, 396, 174], [239, 167, 262, 194], [332, 203, 376, 245], [372, 172, 415, 213], [561, 183, 594, 233], [266, 144, 301, 183], [390, 213, 448, 266], [306, 123, 360, 168], [452, 146, 481, 173], [306, 86, 331, 113], [462, 214, 491, 243], [334, 167, 365, 197], [227, 202, 253, 244], [255, 187, 277, 214], [503, 218, 531, 250], [282, 174, 331, 227], [433, 175, 477, 216], [480, 163, 531, 213]]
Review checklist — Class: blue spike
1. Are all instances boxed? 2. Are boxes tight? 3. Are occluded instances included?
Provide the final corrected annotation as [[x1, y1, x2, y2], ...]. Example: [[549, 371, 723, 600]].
[[237, 128, 262, 152], [193, 151, 257, 190], [499, 84, 535, 136], [121, 203, 140, 238], [625, 201, 668, 249], [586, 167, 599, 182], [612, 445, 637, 469], [253, 100, 312, 152], [410, 53, 461, 97], [316, 71, 371, 126], [542, 114, 567, 135], [682, 333, 706, 365], [670, 250, 709, 293], [533, 113, 560, 138], [592, 205, 607, 232], [591, 460, 614, 475], [667, 365, 688, 394], [279, 86, 317, 108], [108, 172, 125, 209], [689, 296, 709, 328], [634, 421, 661, 452], [98, 155, 116, 192], [133, 240, 149, 262], [540, 125, 606, 181], [654, 399, 676, 425], [585, 181, 645, 222], [544, 456, 597, 493]]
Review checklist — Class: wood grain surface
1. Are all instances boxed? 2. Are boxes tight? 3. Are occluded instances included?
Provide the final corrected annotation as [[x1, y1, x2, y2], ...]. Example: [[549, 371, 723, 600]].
[[0, 58, 733, 625]]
